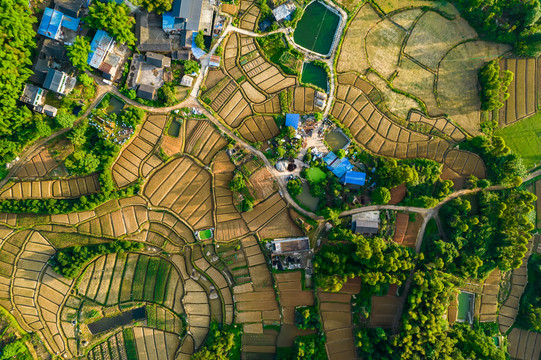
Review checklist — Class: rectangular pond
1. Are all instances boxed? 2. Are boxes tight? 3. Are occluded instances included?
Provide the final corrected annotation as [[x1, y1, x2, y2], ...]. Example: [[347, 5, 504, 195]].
[[87, 306, 146, 334], [296, 182, 319, 211], [325, 129, 350, 151], [457, 291, 474, 323], [293, 1, 341, 55], [301, 62, 328, 91], [168, 120, 181, 137]]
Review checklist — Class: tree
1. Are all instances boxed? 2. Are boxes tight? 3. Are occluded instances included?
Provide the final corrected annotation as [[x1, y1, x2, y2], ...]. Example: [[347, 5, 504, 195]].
[[78, 72, 94, 87], [158, 82, 177, 107], [276, 146, 286, 158], [86, 2, 136, 45], [140, 0, 171, 13], [314, 112, 323, 121], [336, 149, 346, 159], [56, 109, 77, 128], [191, 322, 241, 360], [68, 36, 91, 71], [118, 106, 146, 128], [0, 340, 31, 360], [478, 60, 514, 111], [372, 187, 391, 204], [0, 0, 37, 165], [35, 115, 52, 138], [183, 60, 200, 74], [195, 30, 205, 50], [64, 150, 100, 175], [229, 172, 246, 192], [287, 178, 303, 197]]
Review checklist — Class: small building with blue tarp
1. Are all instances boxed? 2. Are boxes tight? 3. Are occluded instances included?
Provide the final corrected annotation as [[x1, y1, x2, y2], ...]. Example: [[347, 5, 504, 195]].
[[38, 7, 80, 44], [285, 114, 300, 130], [341, 170, 366, 187], [323, 151, 366, 187]]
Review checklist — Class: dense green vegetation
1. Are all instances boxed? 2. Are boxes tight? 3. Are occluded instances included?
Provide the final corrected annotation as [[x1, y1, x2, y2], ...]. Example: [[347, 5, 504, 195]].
[[0, 338, 32, 360], [51, 240, 144, 279], [478, 60, 513, 111], [460, 135, 526, 186], [68, 36, 92, 72], [292, 334, 327, 360], [191, 321, 241, 360], [450, 0, 541, 56], [229, 171, 254, 212], [425, 189, 535, 279], [195, 31, 206, 50], [65, 103, 145, 176], [295, 306, 320, 330], [314, 227, 415, 292], [139, 0, 172, 14], [256, 34, 304, 75], [287, 178, 303, 197], [516, 254, 541, 331], [86, 2, 137, 46], [0, 0, 42, 170]]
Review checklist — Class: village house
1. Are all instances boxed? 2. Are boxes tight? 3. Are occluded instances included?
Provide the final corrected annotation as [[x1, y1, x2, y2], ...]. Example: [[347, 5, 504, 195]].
[[88, 30, 129, 82], [351, 211, 380, 235]]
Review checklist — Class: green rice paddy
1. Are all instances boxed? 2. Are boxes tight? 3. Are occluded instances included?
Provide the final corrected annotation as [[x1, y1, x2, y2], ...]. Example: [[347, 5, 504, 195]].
[[495, 112, 541, 169]]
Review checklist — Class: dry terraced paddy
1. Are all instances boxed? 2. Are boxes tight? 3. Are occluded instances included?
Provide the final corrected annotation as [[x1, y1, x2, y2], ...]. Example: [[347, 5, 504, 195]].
[[131, 326, 181, 360], [498, 58, 539, 126], [275, 272, 314, 326], [369, 284, 402, 328], [253, 94, 281, 114], [257, 208, 304, 239], [241, 192, 287, 232], [478, 269, 500, 323], [183, 119, 228, 164], [144, 156, 213, 230], [373, 0, 458, 14], [112, 115, 166, 187], [237, 115, 280, 143], [216, 240, 252, 286], [15, 149, 57, 178], [212, 152, 250, 242], [234, 237, 280, 335], [292, 86, 316, 113], [239, 5, 260, 31], [0, 174, 99, 199], [318, 277, 361, 360], [87, 331, 129, 360], [498, 238, 532, 333], [337, 3, 510, 134], [507, 327, 541, 360]]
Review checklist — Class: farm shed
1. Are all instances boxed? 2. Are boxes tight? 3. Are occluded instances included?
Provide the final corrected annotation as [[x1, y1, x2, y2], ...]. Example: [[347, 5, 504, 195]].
[[54, 0, 85, 18], [37, 7, 79, 44], [166, 0, 204, 32], [146, 52, 171, 68], [271, 237, 310, 255], [181, 75, 194, 87], [30, 39, 68, 85], [351, 211, 380, 235], [323, 151, 354, 179], [137, 84, 157, 100], [341, 170, 366, 187], [43, 105, 58, 117], [209, 55, 221, 67], [272, 3, 296, 21], [88, 30, 128, 80], [285, 113, 300, 129]]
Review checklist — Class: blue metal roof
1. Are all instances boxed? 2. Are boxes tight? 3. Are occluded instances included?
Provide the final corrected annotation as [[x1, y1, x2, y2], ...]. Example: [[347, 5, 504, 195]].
[[38, 8, 62, 39], [323, 151, 337, 165], [162, 13, 176, 30], [341, 170, 366, 186], [88, 30, 114, 68], [61, 14, 80, 31], [331, 158, 353, 179], [285, 114, 300, 129]]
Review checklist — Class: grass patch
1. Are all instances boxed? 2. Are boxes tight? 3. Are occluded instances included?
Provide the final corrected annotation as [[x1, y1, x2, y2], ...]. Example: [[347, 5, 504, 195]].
[[123, 328, 137, 360], [306, 167, 327, 183], [143, 257, 160, 302], [495, 112, 541, 169], [43, 232, 111, 248], [132, 256, 149, 300], [198, 229, 213, 240], [153, 260, 171, 304]]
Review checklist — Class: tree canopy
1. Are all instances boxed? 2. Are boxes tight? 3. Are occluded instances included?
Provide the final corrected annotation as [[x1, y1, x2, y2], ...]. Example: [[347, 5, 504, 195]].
[[139, 0, 172, 13], [478, 60, 513, 111], [0, 0, 39, 166], [68, 36, 92, 71], [191, 322, 241, 360], [86, 2, 137, 45]]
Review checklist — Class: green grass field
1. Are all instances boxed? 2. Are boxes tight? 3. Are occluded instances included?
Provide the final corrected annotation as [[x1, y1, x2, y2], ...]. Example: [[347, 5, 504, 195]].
[[154, 260, 171, 303], [143, 257, 160, 302], [495, 112, 541, 169], [123, 328, 137, 360], [306, 167, 327, 183]]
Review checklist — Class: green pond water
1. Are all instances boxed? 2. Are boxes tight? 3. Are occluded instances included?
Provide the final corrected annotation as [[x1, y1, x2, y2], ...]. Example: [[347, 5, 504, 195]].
[[105, 94, 125, 115], [293, 1, 340, 55], [457, 292, 472, 321], [168, 120, 181, 137], [301, 62, 328, 91], [325, 130, 349, 151], [296, 182, 319, 211]]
